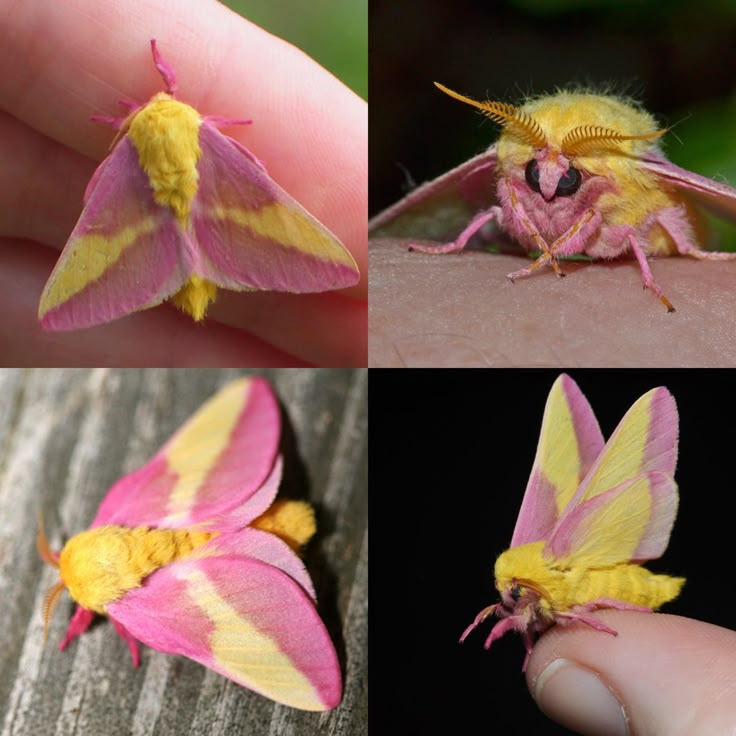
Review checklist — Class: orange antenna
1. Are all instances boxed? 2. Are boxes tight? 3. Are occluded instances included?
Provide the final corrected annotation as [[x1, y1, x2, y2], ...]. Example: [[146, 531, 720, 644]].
[[561, 125, 666, 157], [42, 581, 66, 643], [514, 576, 552, 601], [434, 82, 547, 149], [36, 513, 59, 568]]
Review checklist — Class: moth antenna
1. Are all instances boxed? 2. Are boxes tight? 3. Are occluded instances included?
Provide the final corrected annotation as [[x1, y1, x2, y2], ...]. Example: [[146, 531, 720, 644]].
[[561, 125, 666, 156], [36, 514, 60, 568], [42, 580, 66, 643], [434, 82, 547, 149], [514, 576, 552, 601]]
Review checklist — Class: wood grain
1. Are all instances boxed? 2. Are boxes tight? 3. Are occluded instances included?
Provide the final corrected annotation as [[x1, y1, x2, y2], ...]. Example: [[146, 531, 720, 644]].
[[0, 369, 367, 736]]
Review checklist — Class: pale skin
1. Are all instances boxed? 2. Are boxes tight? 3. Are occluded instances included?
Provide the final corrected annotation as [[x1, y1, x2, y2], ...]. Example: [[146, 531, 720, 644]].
[[527, 611, 736, 735], [0, 0, 366, 366]]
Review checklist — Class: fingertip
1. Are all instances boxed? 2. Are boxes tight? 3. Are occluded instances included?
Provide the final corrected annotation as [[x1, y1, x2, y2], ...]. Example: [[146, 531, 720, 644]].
[[526, 612, 736, 736]]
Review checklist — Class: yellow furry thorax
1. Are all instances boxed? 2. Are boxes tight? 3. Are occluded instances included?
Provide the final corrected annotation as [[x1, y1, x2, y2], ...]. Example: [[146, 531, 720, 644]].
[[494, 541, 684, 614], [126, 93, 202, 226], [58, 500, 316, 614]]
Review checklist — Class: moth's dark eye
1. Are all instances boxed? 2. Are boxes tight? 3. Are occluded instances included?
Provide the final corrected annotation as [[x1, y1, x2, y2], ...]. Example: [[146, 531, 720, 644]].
[[525, 159, 541, 193], [510, 585, 523, 602], [556, 166, 582, 197]]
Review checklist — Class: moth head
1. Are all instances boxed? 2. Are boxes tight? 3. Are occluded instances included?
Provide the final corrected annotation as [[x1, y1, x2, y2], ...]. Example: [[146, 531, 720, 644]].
[[435, 84, 668, 198], [494, 541, 552, 612], [37, 516, 66, 641]]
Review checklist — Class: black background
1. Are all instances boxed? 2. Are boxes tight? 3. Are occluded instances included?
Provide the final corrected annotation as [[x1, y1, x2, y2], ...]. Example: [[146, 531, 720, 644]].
[[369, 369, 733, 734]]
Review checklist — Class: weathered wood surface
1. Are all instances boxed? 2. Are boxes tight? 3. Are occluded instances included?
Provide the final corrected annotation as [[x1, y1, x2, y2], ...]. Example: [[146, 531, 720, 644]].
[[0, 369, 367, 736]]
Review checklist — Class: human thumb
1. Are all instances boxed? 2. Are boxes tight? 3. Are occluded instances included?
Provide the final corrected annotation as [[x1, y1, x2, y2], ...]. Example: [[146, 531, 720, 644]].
[[527, 611, 736, 735]]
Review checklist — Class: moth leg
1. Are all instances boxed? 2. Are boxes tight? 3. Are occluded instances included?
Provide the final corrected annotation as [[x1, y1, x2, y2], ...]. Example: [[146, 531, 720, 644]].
[[408, 208, 501, 254], [502, 179, 564, 277], [554, 610, 618, 636], [460, 603, 498, 643], [110, 617, 142, 667], [58, 606, 95, 651], [627, 233, 675, 312], [483, 615, 518, 650], [575, 598, 652, 614], [656, 207, 736, 261], [521, 630, 534, 673], [204, 114, 253, 127], [150, 39, 177, 95], [507, 208, 600, 282]]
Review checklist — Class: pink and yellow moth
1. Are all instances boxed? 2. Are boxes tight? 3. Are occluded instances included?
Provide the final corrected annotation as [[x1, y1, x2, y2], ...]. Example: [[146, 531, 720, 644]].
[[38, 40, 360, 331], [37, 377, 342, 711], [461, 374, 683, 670], [370, 83, 736, 311]]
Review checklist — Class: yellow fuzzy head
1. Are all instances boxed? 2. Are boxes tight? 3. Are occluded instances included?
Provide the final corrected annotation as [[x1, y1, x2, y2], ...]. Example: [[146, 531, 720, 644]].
[[494, 541, 559, 614]]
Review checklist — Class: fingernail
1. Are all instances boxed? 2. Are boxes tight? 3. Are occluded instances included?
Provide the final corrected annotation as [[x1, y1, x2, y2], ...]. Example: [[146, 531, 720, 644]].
[[535, 658, 628, 736]]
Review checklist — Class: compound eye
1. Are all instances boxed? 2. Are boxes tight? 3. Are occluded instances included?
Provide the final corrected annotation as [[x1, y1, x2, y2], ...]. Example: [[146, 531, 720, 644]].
[[524, 159, 541, 193], [556, 166, 582, 197]]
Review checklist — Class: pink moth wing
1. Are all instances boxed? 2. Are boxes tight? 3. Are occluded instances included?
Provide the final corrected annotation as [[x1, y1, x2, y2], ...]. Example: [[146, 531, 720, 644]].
[[57, 377, 342, 711], [369, 149, 498, 241], [544, 385, 678, 564], [640, 152, 736, 222], [510, 373, 604, 547]]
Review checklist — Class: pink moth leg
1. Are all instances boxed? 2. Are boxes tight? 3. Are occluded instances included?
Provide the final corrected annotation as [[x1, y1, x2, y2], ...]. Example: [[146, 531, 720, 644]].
[[628, 233, 675, 312], [459, 604, 498, 643], [574, 598, 652, 614], [521, 630, 534, 672], [554, 611, 618, 635], [408, 208, 502, 254], [111, 617, 141, 666], [150, 39, 177, 95], [59, 606, 94, 651], [483, 616, 520, 650], [501, 178, 566, 277], [508, 207, 601, 282], [657, 207, 736, 261]]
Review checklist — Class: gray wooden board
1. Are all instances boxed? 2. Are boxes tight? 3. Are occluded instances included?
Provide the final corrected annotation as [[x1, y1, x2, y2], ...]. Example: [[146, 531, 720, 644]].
[[0, 369, 367, 736]]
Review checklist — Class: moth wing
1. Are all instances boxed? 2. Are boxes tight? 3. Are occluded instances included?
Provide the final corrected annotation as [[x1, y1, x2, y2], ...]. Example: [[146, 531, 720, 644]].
[[107, 552, 341, 711], [369, 147, 498, 241], [190, 123, 359, 293], [92, 377, 280, 529], [38, 136, 191, 331], [545, 386, 679, 564], [546, 471, 678, 567], [640, 152, 736, 222], [510, 374, 604, 546]]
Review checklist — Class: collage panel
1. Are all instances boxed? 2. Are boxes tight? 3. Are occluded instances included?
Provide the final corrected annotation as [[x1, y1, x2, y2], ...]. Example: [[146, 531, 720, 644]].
[[0, 368, 367, 735], [369, 1, 736, 367], [370, 368, 734, 733], [3, 0, 366, 368]]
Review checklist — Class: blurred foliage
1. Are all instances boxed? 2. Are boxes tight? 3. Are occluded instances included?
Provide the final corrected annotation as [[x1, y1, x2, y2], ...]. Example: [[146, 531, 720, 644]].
[[222, 0, 366, 99]]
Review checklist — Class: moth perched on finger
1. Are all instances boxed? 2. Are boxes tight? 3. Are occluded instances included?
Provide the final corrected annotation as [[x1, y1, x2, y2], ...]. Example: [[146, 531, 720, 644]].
[[370, 84, 736, 311], [460, 373, 684, 671]]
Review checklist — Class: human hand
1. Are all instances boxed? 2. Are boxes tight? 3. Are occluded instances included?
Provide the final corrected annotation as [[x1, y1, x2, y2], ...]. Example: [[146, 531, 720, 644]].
[[0, 0, 366, 366], [368, 240, 736, 367], [527, 610, 736, 735]]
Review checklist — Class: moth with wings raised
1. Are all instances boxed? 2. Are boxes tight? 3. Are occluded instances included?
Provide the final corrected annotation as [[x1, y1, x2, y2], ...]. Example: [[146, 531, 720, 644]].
[[460, 374, 684, 670]]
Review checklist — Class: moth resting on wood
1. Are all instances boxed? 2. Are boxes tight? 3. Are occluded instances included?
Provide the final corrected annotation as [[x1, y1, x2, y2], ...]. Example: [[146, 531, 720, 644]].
[[370, 84, 736, 311]]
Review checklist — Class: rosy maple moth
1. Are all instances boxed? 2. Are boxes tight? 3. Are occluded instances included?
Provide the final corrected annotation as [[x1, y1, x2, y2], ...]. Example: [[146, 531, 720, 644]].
[[370, 84, 736, 311], [38, 40, 360, 331], [37, 377, 342, 711], [460, 373, 683, 671]]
